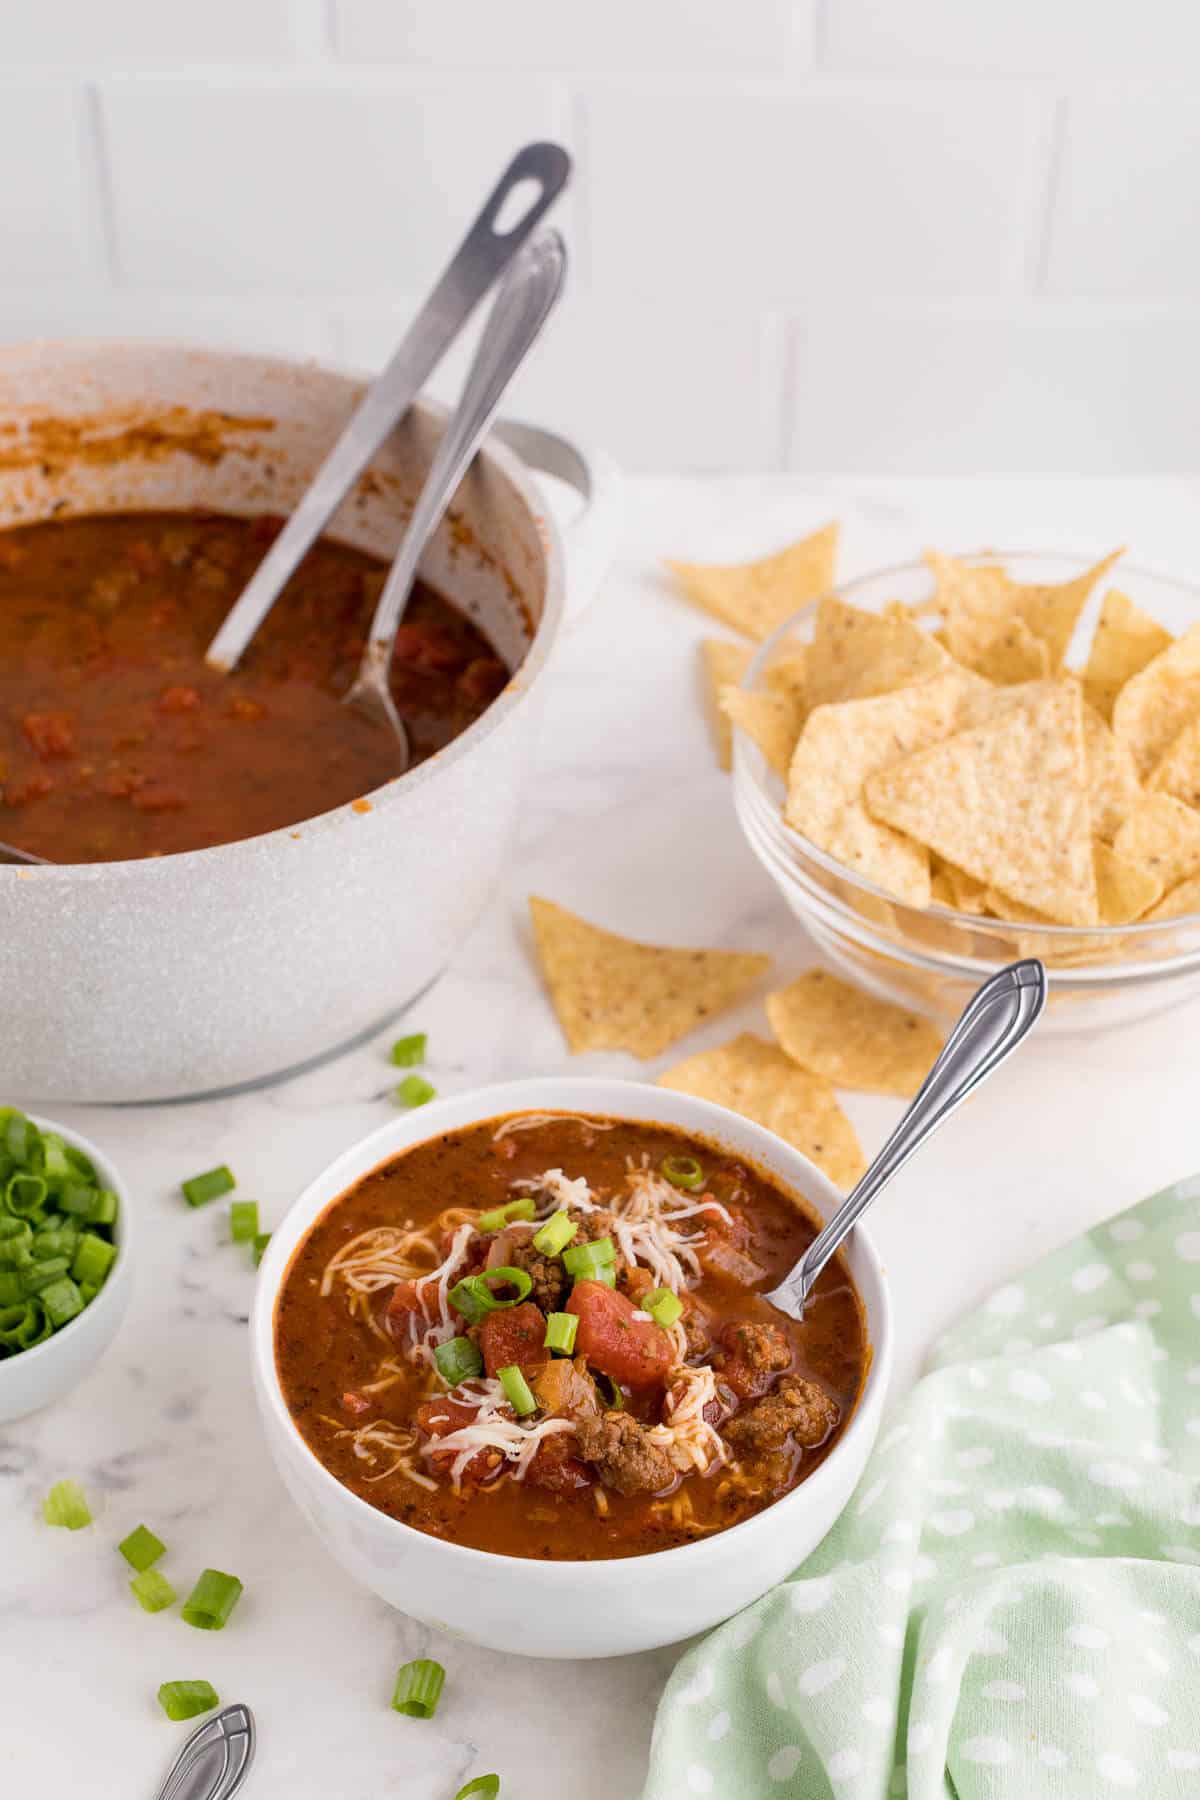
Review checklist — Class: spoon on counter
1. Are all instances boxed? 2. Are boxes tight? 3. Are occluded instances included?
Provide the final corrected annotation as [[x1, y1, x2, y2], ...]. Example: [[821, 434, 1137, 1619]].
[[204, 139, 569, 675], [342, 226, 566, 762], [0, 836, 45, 866], [766, 958, 1047, 1322], [154, 1703, 254, 1800]]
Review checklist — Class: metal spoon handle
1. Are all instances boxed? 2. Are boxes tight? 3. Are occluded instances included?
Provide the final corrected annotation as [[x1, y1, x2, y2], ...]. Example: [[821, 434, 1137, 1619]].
[[767, 958, 1047, 1319], [204, 140, 570, 672], [156, 1704, 255, 1800], [359, 228, 567, 671]]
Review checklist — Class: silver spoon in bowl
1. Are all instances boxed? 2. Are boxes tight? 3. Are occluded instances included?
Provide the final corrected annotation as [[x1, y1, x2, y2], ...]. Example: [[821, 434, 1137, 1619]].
[[343, 227, 566, 763], [767, 957, 1047, 1321]]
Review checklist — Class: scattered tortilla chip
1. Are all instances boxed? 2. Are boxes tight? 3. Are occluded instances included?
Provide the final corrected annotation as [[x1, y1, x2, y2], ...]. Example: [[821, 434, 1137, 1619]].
[[969, 617, 1050, 685], [700, 638, 752, 770], [721, 686, 807, 780], [664, 522, 839, 641], [864, 680, 1099, 925], [764, 649, 808, 703], [784, 675, 971, 907], [1144, 874, 1200, 923], [1148, 715, 1200, 810], [1112, 621, 1200, 778], [804, 596, 953, 709], [1083, 589, 1172, 723], [1082, 703, 1142, 841], [1093, 841, 1163, 924], [657, 1033, 866, 1189], [765, 969, 943, 1098], [1112, 793, 1200, 892], [528, 898, 770, 1059]]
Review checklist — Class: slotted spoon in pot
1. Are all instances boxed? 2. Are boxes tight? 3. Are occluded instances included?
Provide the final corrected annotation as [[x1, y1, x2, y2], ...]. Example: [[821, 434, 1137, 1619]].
[[767, 958, 1047, 1321]]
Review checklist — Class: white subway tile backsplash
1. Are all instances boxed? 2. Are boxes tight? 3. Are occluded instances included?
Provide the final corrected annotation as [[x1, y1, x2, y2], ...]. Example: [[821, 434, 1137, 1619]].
[[334, 0, 814, 73], [824, 0, 1200, 74], [0, 1, 312, 64], [1045, 94, 1200, 297], [786, 305, 1200, 472], [582, 84, 1040, 303], [331, 296, 780, 470], [0, 84, 94, 279], [100, 76, 566, 292]]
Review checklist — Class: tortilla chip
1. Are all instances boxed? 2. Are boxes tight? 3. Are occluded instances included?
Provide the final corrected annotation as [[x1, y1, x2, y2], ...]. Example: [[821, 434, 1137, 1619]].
[[657, 1032, 866, 1189], [804, 596, 953, 709], [784, 675, 971, 907], [1082, 702, 1142, 841], [1093, 841, 1163, 924], [1083, 589, 1172, 723], [1015, 549, 1123, 669], [969, 617, 1050, 685], [528, 898, 770, 1059], [1144, 874, 1200, 923], [1112, 621, 1200, 778], [764, 648, 808, 704], [1148, 715, 1200, 810], [931, 856, 990, 914], [929, 548, 1122, 674], [765, 969, 943, 1098], [864, 680, 1099, 925], [664, 523, 839, 642], [1112, 793, 1200, 892], [721, 686, 807, 779], [700, 638, 752, 770]]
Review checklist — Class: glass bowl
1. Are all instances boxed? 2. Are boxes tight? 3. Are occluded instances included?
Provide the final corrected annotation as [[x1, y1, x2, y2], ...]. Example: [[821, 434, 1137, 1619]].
[[732, 550, 1200, 1035]]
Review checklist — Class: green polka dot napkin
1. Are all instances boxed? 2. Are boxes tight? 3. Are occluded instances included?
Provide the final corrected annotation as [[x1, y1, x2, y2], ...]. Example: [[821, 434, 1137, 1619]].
[[644, 1176, 1200, 1798]]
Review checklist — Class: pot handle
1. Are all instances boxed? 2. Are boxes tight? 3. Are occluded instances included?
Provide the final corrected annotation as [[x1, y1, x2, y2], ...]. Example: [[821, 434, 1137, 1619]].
[[492, 418, 624, 622]]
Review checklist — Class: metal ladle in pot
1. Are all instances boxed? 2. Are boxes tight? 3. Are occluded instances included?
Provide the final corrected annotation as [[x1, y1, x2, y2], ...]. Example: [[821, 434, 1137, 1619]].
[[767, 958, 1047, 1321]]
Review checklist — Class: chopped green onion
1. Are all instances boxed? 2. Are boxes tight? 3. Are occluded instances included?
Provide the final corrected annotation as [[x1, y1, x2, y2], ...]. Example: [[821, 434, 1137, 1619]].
[[39, 1134, 73, 1185], [0, 1299, 49, 1349], [33, 1221, 78, 1260], [20, 1255, 70, 1295], [130, 1568, 176, 1613], [644, 1287, 683, 1327], [544, 1312, 578, 1355], [229, 1200, 258, 1244], [3, 1111, 35, 1166], [476, 1197, 536, 1232], [456, 1779, 500, 1799], [157, 1680, 219, 1722], [42, 1480, 92, 1529], [58, 1182, 98, 1218], [595, 1372, 625, 1411], [253, 1233, 271, 1266], [78, 1282, 98, 1304], [497, 1364, 537, 1417], [661, 1153, 705, 1192], [390, 1032, 427, 1068], [89, 1188, 119, 1226], [5, 1171, 47, 1217], [40, 1276, 84, 1329], [448, 1266, 533, 1324], [434, 1335, 484, 1385], [0, 1213, 29, 1242], [532, 1210, 577, 1256], [119, 1524, 166, 1572], [395, 1074, 436, 1109], [562, 1238, 616, 1280], [391, 1658, 445, 1718], [181, 1165, 235, 1207], [181, 1569, 243, 1631], [71, 1232, 116, 1289], [0, 1271, 24, 1306]]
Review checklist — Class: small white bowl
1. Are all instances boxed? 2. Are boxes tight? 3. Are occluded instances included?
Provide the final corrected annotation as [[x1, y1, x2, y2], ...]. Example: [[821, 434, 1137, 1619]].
[[0, 1114, 134, 1424], [252, 1078, 891, 1660]]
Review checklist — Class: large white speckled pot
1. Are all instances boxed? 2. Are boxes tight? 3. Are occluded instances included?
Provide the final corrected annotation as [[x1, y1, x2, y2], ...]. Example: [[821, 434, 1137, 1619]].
[[0, 342, 612, 1101]]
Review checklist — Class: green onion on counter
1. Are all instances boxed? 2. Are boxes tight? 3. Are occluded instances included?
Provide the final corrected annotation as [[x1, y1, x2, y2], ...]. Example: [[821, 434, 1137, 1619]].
[[119, 1524, 166, 1571], [391, 1658, 445, 1718], [157, 1680, 219, 1722], [42, 1480, 92, 1530], [181, 1569, 243, 1631], [390, 1032, 428, 1067], [180, 1165, 235, 1208]]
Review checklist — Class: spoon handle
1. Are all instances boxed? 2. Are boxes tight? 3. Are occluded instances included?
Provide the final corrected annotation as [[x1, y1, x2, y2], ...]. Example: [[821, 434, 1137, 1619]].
[[204, 140, 570, 672], [156, 1704, 255, 1800], [767, 958, 1047, 1319], [360, 229, 567, 670]]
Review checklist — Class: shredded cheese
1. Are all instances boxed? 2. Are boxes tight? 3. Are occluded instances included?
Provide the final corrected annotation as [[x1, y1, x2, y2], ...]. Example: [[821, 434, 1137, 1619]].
[[644, 1365, 726, 1477], [419, 1377, 577, 1490], [320, 1417, 438, 1492], [493, 1113, 616, 1141], [510, 1167, 600, 1216], [405, 1223, 476, 1368], [319, 1223, 442, 1297]]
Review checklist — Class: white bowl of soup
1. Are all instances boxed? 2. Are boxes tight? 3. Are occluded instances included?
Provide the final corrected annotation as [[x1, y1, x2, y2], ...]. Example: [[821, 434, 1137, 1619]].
[[0, 341, 618, 1100], [251, 1077, 891, 1659]]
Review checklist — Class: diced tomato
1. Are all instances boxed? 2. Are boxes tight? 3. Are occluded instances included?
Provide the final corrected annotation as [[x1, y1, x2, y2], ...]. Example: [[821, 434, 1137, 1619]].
[[341, 1389, 371, 1416], [130, 782, 187, 813], [21, 711, 76, 759], [384, 1278, 424, 1338], [566, 1280, 674, 1390], [391, 622, 465, 671], [158, 684, 201, 714], [416, 1391, 512, 1486], [480, 1302, 548, 1378], [526, 1436, 592, 1492]]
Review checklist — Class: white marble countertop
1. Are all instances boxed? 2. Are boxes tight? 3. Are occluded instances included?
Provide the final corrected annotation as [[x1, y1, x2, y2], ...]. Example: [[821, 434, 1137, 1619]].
[[8, 475, 1200, 1800]]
